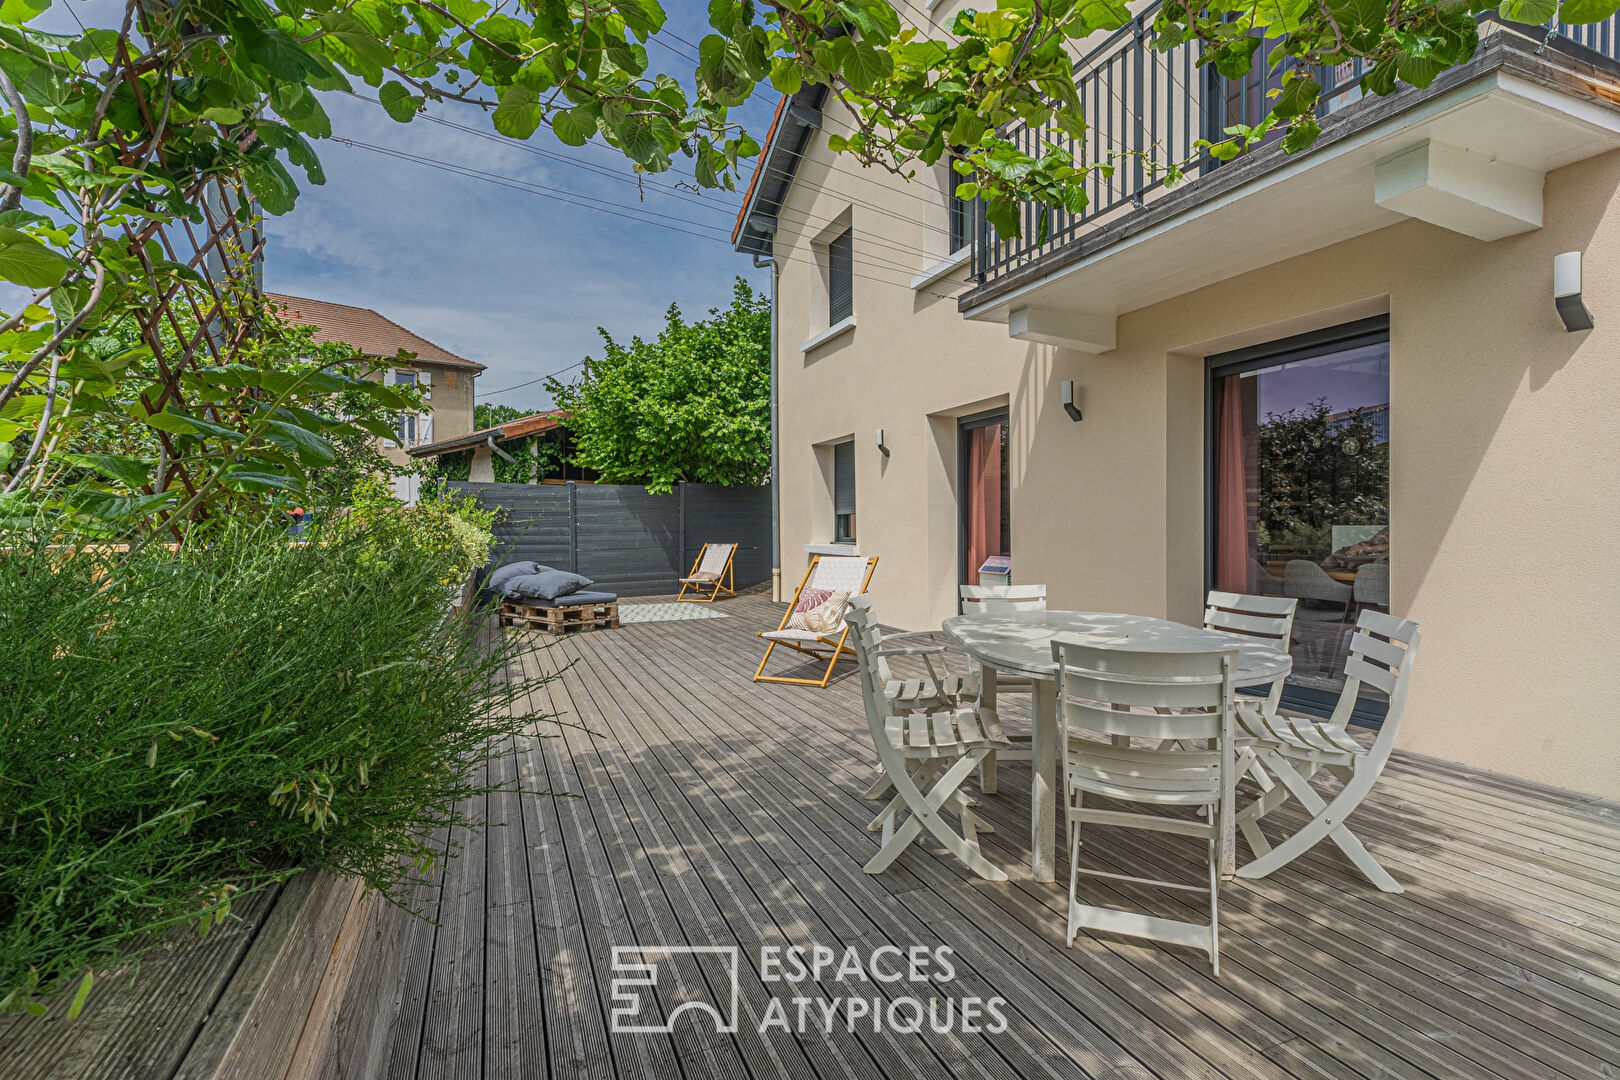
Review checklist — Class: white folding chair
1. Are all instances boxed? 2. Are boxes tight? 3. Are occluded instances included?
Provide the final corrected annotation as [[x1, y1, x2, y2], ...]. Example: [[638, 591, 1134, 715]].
[[676, 542, 737, 603], [847, 597, 1009, 881], [959, 583, 1047, 791], [1054, 637, 1238, 975], [1235, 609, 1420, 893]]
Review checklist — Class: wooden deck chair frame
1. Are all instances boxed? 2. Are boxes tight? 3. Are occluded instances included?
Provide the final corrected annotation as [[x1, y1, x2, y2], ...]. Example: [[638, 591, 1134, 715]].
[[1234, 609, 1420, 893], [676, 542, 737, 603], [752, 554, 879, 687]]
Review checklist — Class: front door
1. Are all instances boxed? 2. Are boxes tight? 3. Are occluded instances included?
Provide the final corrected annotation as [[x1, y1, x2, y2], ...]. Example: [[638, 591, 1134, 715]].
[[1209, 318, 1390, 719], [959, 409, 1011, 587]]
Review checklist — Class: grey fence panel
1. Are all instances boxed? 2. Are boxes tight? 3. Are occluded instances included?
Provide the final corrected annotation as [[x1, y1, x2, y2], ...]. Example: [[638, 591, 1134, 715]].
[[450, 482, 571, 570], [452, 481, 771, 598], [575, 484, 682, 596], [681, 483, 772, 589]]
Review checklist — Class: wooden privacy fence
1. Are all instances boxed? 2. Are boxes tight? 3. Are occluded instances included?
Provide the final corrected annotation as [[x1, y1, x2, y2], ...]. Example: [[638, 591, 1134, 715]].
[[449, 481, 771, 597]]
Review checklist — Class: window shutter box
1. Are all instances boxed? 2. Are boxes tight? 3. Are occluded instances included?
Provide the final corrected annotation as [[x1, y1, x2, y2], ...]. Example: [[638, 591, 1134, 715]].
[[828, 230, 853, 325], [833, 440, 856, 515]]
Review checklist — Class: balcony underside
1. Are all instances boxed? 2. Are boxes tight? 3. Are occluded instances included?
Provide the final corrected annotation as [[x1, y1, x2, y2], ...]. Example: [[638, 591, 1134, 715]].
[[960, 33, 1620, 348]]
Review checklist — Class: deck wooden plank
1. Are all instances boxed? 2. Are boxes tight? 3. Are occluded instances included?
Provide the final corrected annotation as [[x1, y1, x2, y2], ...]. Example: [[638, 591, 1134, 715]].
[[482, 737, 549, 1080], [416, 779, 488, 1080], [523, 648, 689, 1080], [511, 645, 616, 1080]]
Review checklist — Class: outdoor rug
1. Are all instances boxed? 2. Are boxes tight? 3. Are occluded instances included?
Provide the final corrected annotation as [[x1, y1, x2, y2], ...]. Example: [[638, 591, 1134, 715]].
[[617, 602, 731, 624]]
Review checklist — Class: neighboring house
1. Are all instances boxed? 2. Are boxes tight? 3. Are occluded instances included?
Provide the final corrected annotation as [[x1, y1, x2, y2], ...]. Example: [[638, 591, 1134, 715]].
[[407, 409, 594, 484], [265, 293, 484, 470], [735, 8, 1620, 800]]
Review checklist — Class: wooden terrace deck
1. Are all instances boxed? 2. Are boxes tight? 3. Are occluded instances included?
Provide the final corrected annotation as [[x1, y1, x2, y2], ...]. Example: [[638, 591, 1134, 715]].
[[378, 589, 1620, 1080]]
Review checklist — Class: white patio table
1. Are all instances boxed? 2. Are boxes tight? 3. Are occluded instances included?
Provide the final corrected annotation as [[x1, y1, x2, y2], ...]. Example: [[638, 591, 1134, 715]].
[[942, 611, 1292, 883]]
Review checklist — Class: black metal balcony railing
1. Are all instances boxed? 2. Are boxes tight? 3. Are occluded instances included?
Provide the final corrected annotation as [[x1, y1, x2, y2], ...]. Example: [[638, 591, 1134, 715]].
[[971, 7, 1620, 289]]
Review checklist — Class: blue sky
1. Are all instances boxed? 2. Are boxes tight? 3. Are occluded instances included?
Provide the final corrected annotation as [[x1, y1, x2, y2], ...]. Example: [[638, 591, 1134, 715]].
[[28, 1, 776, 415], [268, 10, 776, 413]]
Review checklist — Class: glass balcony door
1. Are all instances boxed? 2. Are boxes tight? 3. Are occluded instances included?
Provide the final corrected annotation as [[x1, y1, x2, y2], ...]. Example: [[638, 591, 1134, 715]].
[[1209, 318, 1390, 718]]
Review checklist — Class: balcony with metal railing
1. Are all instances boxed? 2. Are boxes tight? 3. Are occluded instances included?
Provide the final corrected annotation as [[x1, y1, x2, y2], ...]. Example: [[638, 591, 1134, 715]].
[[959, 9, 1620, 344]]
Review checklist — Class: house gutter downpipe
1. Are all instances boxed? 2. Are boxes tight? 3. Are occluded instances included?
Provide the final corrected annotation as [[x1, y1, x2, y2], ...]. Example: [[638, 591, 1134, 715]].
[[754, 252, 780, 602]]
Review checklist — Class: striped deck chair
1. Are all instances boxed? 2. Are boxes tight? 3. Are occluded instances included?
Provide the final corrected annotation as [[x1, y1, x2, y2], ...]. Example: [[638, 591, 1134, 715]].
[[753, 554, 878, 687], [676, 542, 737, 603]]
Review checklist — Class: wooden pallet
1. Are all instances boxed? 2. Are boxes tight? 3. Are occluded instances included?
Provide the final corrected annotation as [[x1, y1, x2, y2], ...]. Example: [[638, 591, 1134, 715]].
[[501, 599, 619, 634]]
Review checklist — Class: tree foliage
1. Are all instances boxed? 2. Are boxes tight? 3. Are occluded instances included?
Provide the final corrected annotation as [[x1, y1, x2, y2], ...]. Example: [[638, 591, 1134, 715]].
[[473, 402, 532, 430], [1, 287, 421, 535], [546, 278, 769, 493]]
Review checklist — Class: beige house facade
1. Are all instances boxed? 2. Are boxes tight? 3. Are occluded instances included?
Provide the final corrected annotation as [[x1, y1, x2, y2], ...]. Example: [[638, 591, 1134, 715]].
[[736, 10, 1620, 800], [266, 293, 483, 471]]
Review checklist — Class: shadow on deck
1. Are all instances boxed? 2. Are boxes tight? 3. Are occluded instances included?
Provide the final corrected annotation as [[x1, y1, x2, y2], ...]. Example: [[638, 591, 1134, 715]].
[[383, 589, 1620, 1080]]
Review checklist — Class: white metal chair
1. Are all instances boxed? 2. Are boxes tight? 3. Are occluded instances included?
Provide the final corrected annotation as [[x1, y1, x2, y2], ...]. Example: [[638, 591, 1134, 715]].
[[959, 583, 1046, 791], [753, 554, 878, 687], [676, 542, 737, 603], [1235, 609, 1420, 893], [846, 596, 1009, 881], [1053, 637, 1238, 975]]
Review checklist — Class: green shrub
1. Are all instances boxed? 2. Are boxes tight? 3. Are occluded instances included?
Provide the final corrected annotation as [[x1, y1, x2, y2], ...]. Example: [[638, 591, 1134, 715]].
[[0, 523, 550, 1014], [337, 477, 497, 580]]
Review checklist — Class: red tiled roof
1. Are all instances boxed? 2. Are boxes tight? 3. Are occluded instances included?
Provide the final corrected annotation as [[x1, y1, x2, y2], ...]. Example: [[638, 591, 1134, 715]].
[[406, 409, 568, 457], [265, 292, 486, 371]]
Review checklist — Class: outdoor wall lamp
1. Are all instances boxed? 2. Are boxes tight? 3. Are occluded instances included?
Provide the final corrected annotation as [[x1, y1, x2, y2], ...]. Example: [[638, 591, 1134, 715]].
[[1555, 251, 1593, 332], [876, 428, 890, 457], [1060, 380, 1083, 422]]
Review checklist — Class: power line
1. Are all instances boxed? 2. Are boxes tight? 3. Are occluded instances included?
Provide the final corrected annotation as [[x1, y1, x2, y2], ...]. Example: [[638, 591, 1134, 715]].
[[328, 136, 966, 295], [481, 359, 585, 397]]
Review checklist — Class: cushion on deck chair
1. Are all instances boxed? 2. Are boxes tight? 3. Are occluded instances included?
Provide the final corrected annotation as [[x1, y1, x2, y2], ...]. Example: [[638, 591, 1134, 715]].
[[487, 560, 548, 594], [544, 589, 618, 607], [505, 568, 593, 602]]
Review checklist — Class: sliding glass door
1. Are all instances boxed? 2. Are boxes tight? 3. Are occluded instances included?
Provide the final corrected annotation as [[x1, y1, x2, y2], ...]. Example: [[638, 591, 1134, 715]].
[[960, 409, 1010, 587], [1209, 318, 1390, 715]]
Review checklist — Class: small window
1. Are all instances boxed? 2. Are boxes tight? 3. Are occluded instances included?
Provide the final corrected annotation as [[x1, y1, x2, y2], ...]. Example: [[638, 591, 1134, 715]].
[[833, 440, 856, 543], [393, 370, 419, 444], [828, 229, 853, 325], [948, 169, 973, 254]]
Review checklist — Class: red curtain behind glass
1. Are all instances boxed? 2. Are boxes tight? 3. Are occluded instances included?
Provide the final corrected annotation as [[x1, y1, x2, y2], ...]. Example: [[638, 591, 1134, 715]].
[[1213, 375, 1259, 593], [965, 423, 1004, 586]]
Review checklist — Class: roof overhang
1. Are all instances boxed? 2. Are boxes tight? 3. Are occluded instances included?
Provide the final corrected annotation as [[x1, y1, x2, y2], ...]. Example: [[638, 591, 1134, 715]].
[[959, 32, 1620, 347], [732, 88, 827, 257]]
